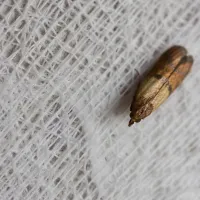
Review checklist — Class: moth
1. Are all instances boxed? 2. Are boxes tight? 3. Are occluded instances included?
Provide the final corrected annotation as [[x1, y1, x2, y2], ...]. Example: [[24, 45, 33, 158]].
[[129, 45, 193, 126]]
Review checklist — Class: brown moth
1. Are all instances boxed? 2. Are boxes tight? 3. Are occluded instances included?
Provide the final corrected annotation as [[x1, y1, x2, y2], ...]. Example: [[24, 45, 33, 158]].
[[129, 45, 193, 126]]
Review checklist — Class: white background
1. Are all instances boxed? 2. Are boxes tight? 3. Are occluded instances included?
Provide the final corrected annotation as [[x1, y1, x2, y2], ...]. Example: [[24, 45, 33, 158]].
[[0, 0, 200, 199]]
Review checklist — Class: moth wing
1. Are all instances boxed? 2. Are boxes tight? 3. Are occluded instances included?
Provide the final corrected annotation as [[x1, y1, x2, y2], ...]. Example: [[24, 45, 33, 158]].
[[134, 46, 187, 107], [168, 55, 193, 92], [150, 55, 193, 111]]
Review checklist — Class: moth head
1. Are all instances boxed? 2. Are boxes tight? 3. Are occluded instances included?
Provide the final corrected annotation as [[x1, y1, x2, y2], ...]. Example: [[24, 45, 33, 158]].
[[128, 103, 153, 126]]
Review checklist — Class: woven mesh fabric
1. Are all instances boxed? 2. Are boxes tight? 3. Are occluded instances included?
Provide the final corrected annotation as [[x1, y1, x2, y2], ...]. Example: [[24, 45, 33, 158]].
[[0, 0, 200, 199]]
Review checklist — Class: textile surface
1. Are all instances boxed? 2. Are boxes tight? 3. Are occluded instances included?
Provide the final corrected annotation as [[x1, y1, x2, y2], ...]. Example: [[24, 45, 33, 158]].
[[0, 0, 200, 199]]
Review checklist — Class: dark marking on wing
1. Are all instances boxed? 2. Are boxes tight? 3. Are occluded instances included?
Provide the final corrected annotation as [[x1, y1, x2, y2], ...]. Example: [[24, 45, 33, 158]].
[[154, 74, 162, 79]]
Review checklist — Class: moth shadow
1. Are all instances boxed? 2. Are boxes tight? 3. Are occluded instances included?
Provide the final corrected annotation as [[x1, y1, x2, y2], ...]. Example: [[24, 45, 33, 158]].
[[109, 77, 140, 119], [114, 83, 136, 116], [112, 57, 159, 115]]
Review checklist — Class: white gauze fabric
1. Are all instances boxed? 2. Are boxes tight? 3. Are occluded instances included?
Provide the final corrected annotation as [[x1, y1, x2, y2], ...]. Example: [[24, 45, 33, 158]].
[[0, 0, 200, 199]]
